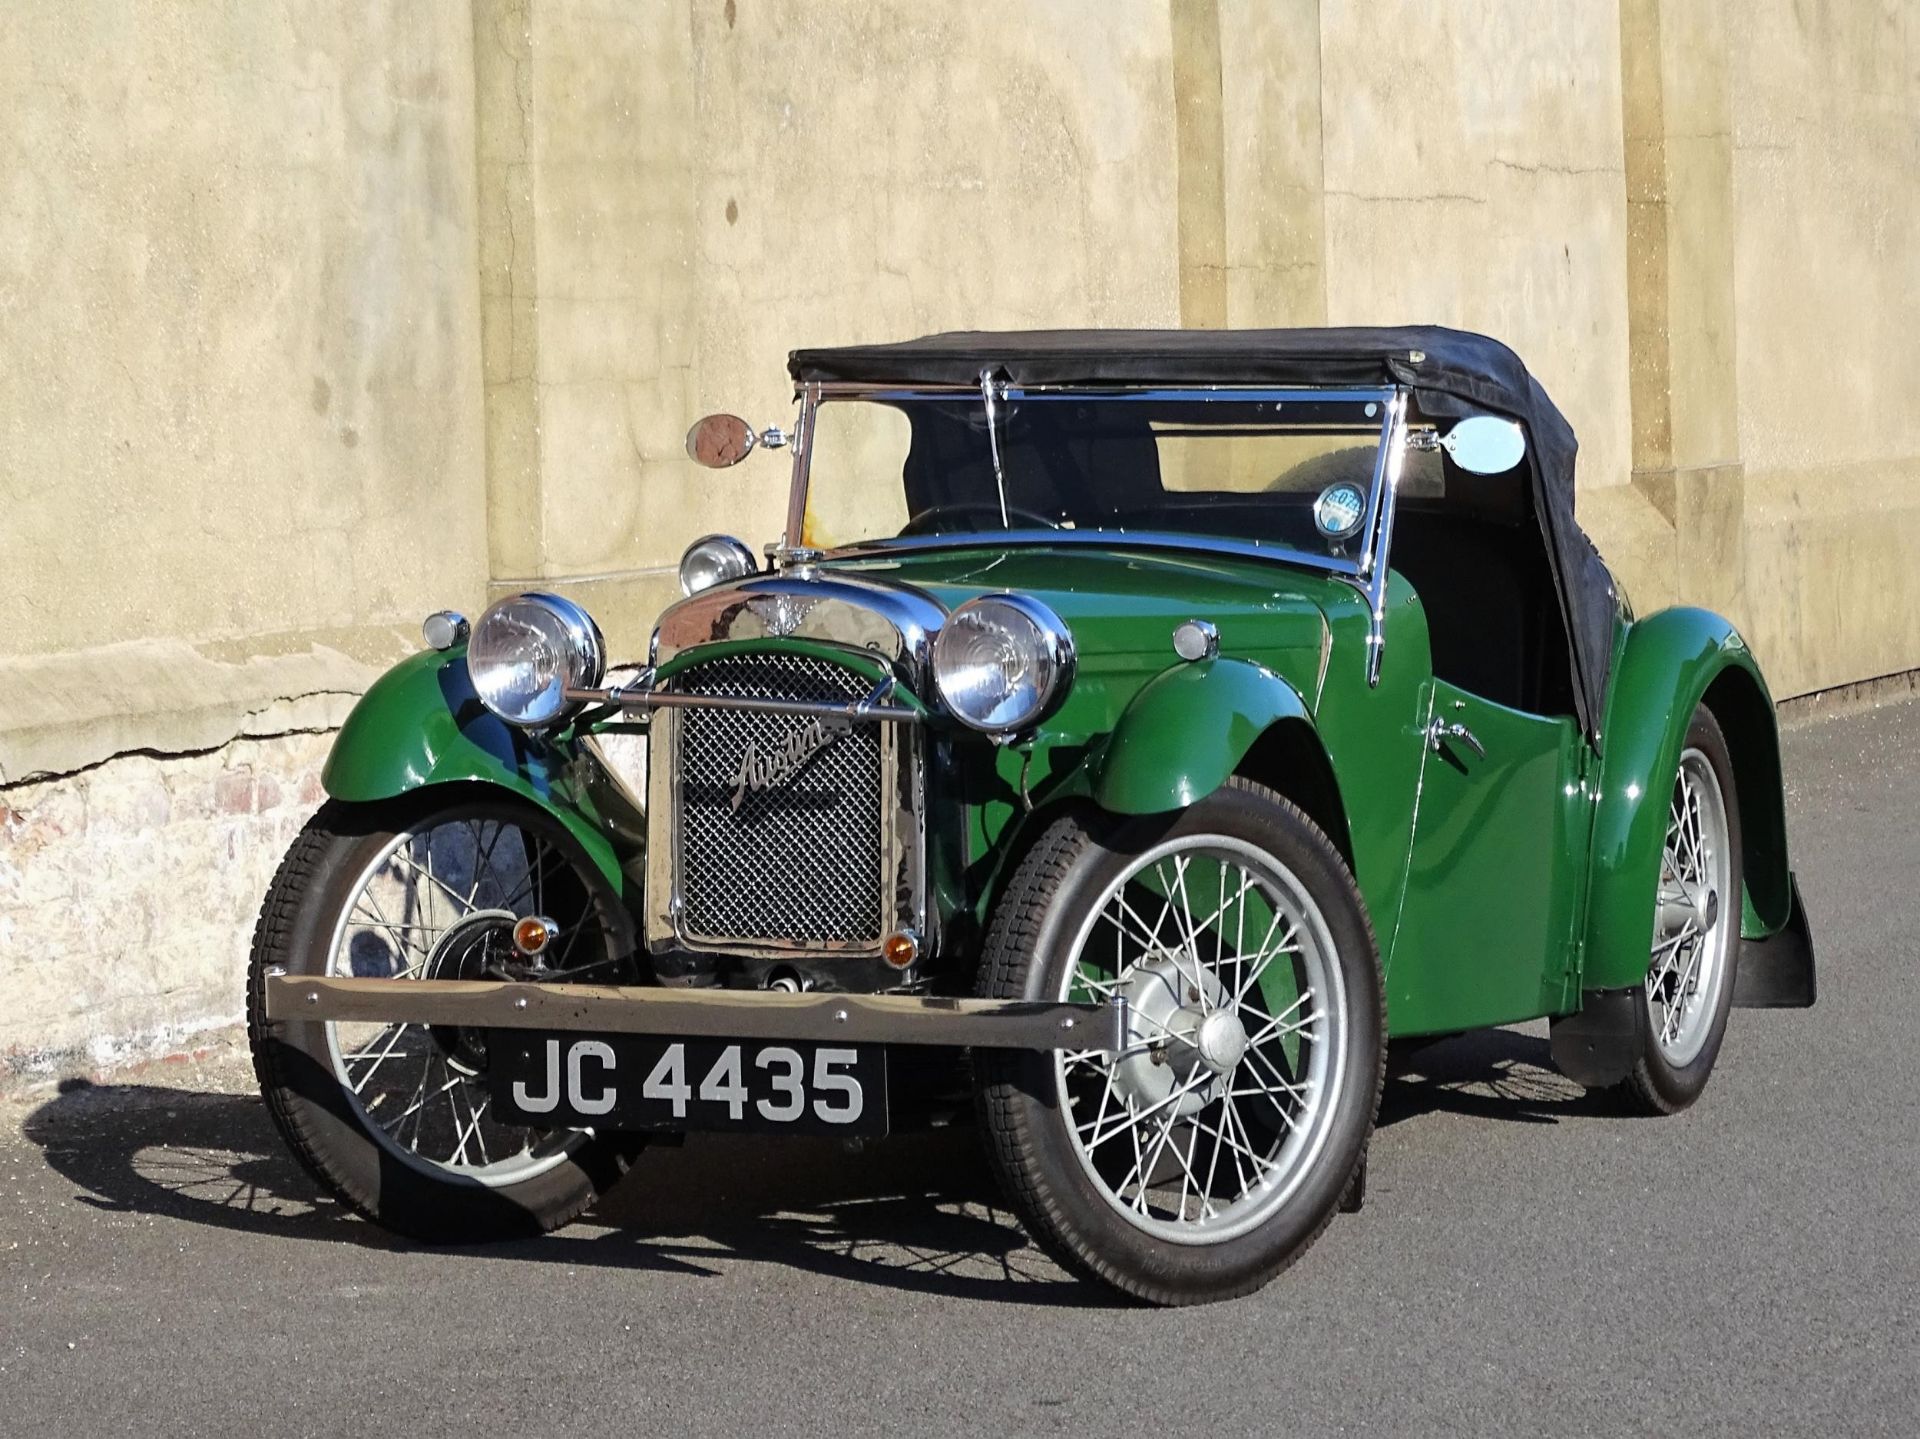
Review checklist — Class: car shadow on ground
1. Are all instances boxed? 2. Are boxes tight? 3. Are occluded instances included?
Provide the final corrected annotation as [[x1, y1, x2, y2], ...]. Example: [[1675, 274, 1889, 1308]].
[[17, 1076, 1102, 1305], [1380, 1025, 1623, 1129], [17, 1028, 1614, 1305]]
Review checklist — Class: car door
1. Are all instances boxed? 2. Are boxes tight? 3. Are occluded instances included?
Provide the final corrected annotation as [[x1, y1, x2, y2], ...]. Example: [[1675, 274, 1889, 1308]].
[[1386, 679, 1591, 1035]]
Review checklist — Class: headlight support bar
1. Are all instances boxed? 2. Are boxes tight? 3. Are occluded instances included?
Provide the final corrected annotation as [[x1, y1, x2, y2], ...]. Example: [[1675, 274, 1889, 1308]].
[[563, 671, 925, 726]]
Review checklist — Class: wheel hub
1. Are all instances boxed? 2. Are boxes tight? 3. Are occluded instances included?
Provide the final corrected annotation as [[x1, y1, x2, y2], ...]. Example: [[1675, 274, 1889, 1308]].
[[1110, 956, 1231, 1116], [1193, 1010, 1250, 1074], [1697, 887, 1719, 932], [424, 908, 519, 1071], [1657, 885, 1719, 943]]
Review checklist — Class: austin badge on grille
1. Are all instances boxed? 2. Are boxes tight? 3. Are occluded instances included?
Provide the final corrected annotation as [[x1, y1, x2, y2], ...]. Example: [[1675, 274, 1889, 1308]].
[[730, 717, 839, 811]]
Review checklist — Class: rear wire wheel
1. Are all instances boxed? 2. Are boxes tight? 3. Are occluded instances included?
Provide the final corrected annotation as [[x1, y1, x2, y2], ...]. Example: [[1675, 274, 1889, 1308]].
[[974, 780, 1384, 1305], [246, 791, 644, 1241], [1612, 705, 1743, 1114]]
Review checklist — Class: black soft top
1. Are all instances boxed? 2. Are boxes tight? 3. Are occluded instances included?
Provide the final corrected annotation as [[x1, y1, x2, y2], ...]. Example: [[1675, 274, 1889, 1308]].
[[789, 326, 1615, 741]]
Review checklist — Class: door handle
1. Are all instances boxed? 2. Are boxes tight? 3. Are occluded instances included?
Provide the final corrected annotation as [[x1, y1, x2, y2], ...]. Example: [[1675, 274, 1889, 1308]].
[[1425, 716, 1486, 759]]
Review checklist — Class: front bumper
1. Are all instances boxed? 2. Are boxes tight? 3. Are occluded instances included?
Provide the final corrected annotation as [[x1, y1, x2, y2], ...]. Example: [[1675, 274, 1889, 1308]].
[[262, 973, 1128, 1052]]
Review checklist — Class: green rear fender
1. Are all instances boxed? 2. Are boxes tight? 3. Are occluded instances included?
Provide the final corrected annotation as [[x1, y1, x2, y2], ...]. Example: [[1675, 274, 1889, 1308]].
[[1582, 607, 1793, 990], [321, 647, 632, 895], [1094, 658, 1315, 815]]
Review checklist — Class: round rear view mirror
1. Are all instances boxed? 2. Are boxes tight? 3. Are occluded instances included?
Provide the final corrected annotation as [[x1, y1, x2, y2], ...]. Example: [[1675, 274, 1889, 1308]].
[[685, 413, 758, 468], [1440, 415, 1527, 475]]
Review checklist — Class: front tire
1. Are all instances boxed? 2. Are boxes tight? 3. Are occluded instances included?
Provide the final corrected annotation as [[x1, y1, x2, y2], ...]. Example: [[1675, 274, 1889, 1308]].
[[246, 790, 644, 1242], [973, 780, 1384, 1306]]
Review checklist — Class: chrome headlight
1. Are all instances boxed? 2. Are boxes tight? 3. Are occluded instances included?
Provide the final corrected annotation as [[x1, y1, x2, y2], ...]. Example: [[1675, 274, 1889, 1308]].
[[467, 592, 605, 728], [932, 594, 1075, 734], [679, 534, 758, 596]]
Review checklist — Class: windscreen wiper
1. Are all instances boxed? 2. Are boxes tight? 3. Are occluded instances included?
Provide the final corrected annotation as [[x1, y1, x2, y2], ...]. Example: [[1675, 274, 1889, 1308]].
[[979, 365, 1010, 527]]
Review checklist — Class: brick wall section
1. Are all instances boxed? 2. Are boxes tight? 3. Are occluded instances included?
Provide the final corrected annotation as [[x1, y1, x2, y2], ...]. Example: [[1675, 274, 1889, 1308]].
[[0, 733, 332, 1097]]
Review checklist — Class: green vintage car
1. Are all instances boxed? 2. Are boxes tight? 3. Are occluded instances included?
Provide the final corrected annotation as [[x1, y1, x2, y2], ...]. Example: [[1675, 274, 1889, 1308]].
[[248, 328, 1815, 1305]]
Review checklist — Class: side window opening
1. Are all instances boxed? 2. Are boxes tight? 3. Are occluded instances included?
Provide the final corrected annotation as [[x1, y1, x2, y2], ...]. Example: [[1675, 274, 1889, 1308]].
[[1388, 446, 1579, 719]]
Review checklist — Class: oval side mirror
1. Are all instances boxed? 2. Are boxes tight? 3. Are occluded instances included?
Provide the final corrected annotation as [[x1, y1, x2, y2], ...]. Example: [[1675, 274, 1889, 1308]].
[[1440, 415, 1527, 475], [686, 413, 758, 468]]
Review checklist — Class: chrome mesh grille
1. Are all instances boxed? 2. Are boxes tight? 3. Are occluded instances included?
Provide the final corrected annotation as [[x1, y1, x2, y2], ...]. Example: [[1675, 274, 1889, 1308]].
[[671, 653, 884, 945]]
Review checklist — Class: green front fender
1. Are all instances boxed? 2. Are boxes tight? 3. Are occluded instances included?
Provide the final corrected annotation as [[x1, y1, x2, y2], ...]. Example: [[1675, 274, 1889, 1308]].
[[1094, 658, 1314, 815], [321, 647, 631, 894], [1582, 607, 1793, 990]]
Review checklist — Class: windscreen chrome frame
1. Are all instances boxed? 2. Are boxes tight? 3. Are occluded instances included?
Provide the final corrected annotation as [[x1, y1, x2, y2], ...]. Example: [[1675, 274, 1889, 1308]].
[[787, 381, 1411, 682]]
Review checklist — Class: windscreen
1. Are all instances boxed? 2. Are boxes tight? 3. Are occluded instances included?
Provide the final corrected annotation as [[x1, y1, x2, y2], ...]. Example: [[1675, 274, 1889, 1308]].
[[799, 390, 1396, 571]]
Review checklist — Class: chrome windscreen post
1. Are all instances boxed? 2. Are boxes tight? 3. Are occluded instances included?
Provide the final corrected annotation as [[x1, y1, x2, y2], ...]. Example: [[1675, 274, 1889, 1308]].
[[1363, 388, 1410, 687], [781, 382, 819, 556]]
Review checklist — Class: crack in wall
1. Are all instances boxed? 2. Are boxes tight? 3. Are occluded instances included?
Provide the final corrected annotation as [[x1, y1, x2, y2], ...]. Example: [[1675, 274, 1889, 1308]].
[[0, 707, 354, 792], [1489, 157, 1623, 179]]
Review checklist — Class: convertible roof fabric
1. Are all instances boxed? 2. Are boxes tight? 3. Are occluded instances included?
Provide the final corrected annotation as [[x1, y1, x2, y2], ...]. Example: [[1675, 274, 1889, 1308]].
[[790, 327, 1616, 740]]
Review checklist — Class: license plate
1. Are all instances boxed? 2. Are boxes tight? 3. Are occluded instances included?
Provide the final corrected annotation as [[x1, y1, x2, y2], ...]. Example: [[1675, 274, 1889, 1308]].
[[489, 1032, 888, 1136]]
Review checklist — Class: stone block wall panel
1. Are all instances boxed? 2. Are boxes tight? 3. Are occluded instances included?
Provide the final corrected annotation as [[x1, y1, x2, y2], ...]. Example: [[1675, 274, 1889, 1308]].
[[0, 733, 331, 1096], [3, 0, 1915, 1086]]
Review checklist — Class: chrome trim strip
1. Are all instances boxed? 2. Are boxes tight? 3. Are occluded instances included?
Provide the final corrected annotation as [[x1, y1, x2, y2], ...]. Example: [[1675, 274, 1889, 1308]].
[[566, 683, 923, 726], [1313, 608, 1334, 710], [264, 975, 1128, 1052], [647, 705, 679, 950], [826, 527, 1365, 579], [804, 382, 1398, 403]]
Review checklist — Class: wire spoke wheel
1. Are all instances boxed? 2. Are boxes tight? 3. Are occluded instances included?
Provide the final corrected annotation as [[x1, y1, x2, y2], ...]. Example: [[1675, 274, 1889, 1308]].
[[1594, 705, 1746, 1117], [321, 814, 616, 1187], [973, 783, 1381, 1303], [249, 795, 643, 1241], [1646, 747, 1736, 1068], [1059, 834, 1349, 1244]]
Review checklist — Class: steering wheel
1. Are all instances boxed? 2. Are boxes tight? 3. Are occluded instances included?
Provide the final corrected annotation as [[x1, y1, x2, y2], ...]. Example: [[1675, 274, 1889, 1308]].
[[899, 501, 1065, 537]]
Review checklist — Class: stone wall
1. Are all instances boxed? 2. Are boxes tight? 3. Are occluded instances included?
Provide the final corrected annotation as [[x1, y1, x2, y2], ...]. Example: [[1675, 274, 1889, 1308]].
[[0, 733, 330, 1089], [471, 0, 1920, 695], [0, 0, 490, 784], [1729, 0, 1920, 695], [0, 1, 488, 1087], [3, 0, 1915, 1088]]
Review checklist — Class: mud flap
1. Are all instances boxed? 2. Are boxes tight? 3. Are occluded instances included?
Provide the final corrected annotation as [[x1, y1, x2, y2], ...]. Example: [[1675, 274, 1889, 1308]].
[[1548, 986, 1641, 1088], [1734, 875, 1816, 1009]]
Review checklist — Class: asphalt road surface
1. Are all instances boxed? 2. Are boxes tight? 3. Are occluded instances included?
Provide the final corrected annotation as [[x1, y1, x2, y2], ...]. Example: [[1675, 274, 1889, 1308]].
[[4, 698, 1917, 1438]]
